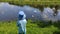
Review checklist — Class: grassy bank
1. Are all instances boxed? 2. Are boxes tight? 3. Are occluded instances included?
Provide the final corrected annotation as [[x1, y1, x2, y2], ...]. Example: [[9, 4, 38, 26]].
[[0, 0, 60, 6], [0, 20, 60, 34]]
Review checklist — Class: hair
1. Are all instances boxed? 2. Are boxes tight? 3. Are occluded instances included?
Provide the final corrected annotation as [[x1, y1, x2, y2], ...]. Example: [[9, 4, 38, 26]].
[[18, 15, 23, 20]]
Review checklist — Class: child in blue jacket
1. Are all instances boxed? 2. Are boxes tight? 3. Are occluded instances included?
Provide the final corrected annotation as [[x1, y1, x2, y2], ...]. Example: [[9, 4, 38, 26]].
[[17, 11, 27, 34]]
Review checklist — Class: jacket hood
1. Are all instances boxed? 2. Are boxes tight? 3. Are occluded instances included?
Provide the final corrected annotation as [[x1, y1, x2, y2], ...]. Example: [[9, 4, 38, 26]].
[[19, 11, 26, 19]]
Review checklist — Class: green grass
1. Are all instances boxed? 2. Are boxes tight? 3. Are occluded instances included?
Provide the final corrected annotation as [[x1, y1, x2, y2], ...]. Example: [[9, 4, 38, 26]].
[[0, 0, 60, 34], [0, 0, 60, 6], [0, 20, 60, 34], [0, 0, 60, 8]]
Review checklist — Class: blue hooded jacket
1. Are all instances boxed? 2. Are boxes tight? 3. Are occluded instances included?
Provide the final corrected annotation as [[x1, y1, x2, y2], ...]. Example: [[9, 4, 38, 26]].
[[17, 11, 27, 34]]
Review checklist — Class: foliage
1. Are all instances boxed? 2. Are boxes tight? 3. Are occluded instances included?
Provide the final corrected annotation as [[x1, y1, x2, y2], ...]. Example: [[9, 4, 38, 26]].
[[0, 0, 60, 6], [0, 20, 60, 34]]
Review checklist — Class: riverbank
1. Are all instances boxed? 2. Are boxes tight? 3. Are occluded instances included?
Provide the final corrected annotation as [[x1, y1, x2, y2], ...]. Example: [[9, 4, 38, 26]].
[[0, 0, 60, 6], [0, 20, 60, 34]]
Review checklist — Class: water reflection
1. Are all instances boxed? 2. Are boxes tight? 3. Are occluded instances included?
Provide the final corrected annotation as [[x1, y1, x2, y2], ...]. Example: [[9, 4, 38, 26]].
[[0, 3, 60, 22]]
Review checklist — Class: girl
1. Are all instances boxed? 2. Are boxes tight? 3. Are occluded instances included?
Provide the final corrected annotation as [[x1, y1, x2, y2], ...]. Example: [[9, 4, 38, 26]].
[[17, 11, 27, 34]]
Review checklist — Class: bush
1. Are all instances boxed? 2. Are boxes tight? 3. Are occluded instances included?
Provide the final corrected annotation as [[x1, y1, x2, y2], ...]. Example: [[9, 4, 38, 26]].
[[53, 31, 60, 34], [53, 21, 60, 29], [31, 20, 53, 28]]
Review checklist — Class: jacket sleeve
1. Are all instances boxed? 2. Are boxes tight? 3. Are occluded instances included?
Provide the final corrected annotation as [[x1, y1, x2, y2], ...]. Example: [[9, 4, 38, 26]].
[[17, 21, 21, 27]]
